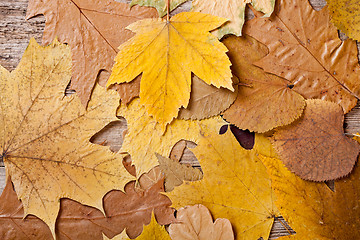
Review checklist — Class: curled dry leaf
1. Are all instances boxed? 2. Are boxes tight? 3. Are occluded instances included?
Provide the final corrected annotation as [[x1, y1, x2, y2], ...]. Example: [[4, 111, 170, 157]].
[[327, 0, 360, 41], [169, 204, 234, 240], [130, 0, 187, 17], [259, 154, 360, 239], [108, 12, 233, 130], [178, 75, 238, 120], [0, 168, 174, 239], [117, 98, 225, 177], [244, 0, 360, 113], [222, 35, 305, 133], [156, 153, 203, 192], [192, 0, 275, 38], [26, 0, 157, 106], [272, 99, 360, 181], [0, 39, 134, 233], [166, 130, 280, 239]]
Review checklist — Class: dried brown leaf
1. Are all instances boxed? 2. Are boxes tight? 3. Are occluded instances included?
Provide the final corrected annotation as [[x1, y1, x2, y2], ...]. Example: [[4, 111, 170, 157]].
[[272, 99, 360, 181], [178, 75, 238, 120], [26, 0, 157, 106], [222, 35, 305, 133], [244, 0, 360, 113], [0, 172, 174, 240]]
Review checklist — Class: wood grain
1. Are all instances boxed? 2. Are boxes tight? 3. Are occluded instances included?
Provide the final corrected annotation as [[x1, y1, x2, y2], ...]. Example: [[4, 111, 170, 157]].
[[1, 0, 360, 239]]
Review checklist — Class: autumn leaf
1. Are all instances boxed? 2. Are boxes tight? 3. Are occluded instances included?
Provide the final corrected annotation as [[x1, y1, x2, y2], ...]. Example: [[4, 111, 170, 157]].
[[117, 98, 225, 177], [222, 35, 305, 133], [26, 0, 157, 106], [0, 39, 134, 234], [156, 153, 203, 192], [0, 169, 174, 239], [244, 0, 360, 113], [192, 0, 275, 38], [108, 12, 233, 129], [178, 75, 238, 120], [272, 99, 360, 181], [259, 154, 360, 239], [125, 212, 171, 240], [166, 130, 280, 239], [169, 204, 234, 240], [327, 0, 360, 41], [130, 0, 187, 17], [103, 231, 128, 240], [104, 175, 175, 239], [0, 179, 52, 240]]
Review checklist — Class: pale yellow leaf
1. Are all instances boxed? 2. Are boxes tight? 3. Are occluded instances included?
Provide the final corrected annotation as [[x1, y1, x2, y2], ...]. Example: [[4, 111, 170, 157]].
[[0, 39, 134, 234], [169, 204, 234, 240], [108, 12, 233, 130], [166, 130, 280, 239], [156, 153, 203, 192], [192, 0, 275, 38], [117, 98, 225, 177], [130, 0, 187, 17]]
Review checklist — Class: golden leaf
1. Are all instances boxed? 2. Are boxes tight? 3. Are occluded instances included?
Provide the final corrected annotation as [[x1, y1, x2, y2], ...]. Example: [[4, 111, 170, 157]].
[[327, 0, 360, 41], [259, 155, 360, 239], [108, 12, 233, 130], [166, 130, 280, 239], [121, 212, 171, 240], [0, 39, 134, 234], [192, 0, 275, 38], [117, 98, 225, 177]]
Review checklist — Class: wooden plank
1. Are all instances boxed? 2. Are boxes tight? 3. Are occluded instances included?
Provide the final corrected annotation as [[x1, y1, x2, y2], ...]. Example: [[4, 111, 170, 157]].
[[1, 0, 360, 239]]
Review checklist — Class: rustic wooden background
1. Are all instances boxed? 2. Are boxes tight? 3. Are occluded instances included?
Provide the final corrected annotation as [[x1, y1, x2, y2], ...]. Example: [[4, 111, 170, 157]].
[[1, 0, 359, 239]]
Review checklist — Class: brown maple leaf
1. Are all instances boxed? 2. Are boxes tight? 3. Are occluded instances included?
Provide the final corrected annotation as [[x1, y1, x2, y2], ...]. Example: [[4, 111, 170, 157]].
[[0, 171, 174, 240], [272, 99, 360, 181], [244, 0, 360, 113], [26, 0, 157, 106]]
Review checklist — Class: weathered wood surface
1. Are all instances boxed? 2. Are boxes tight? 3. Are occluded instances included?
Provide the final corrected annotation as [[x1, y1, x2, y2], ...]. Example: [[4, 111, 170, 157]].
[[0, 0, 359, 239]]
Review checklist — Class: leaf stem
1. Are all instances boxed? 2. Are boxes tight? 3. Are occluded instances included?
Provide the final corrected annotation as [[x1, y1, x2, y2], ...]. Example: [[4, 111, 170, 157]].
[[345, 133, 360, 138], [167, 0, 170, 22]]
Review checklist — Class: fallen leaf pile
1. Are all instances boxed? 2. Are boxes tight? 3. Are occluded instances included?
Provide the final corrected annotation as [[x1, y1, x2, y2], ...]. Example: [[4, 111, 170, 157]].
[[1, 0, 360, 239]]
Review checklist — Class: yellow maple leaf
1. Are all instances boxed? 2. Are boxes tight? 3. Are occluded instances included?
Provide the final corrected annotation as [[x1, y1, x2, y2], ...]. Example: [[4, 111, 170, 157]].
[[0, 39, 134, 234], [108, 12, 233, 130], [166, 130, 280, 239], [117, 98, 225, 177]]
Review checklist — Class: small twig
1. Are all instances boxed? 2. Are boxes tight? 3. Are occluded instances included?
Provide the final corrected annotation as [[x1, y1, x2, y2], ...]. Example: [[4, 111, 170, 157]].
[[166, 0, 170, 22], [248, 4, 264, 18], [345, 133, 360, 138]]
